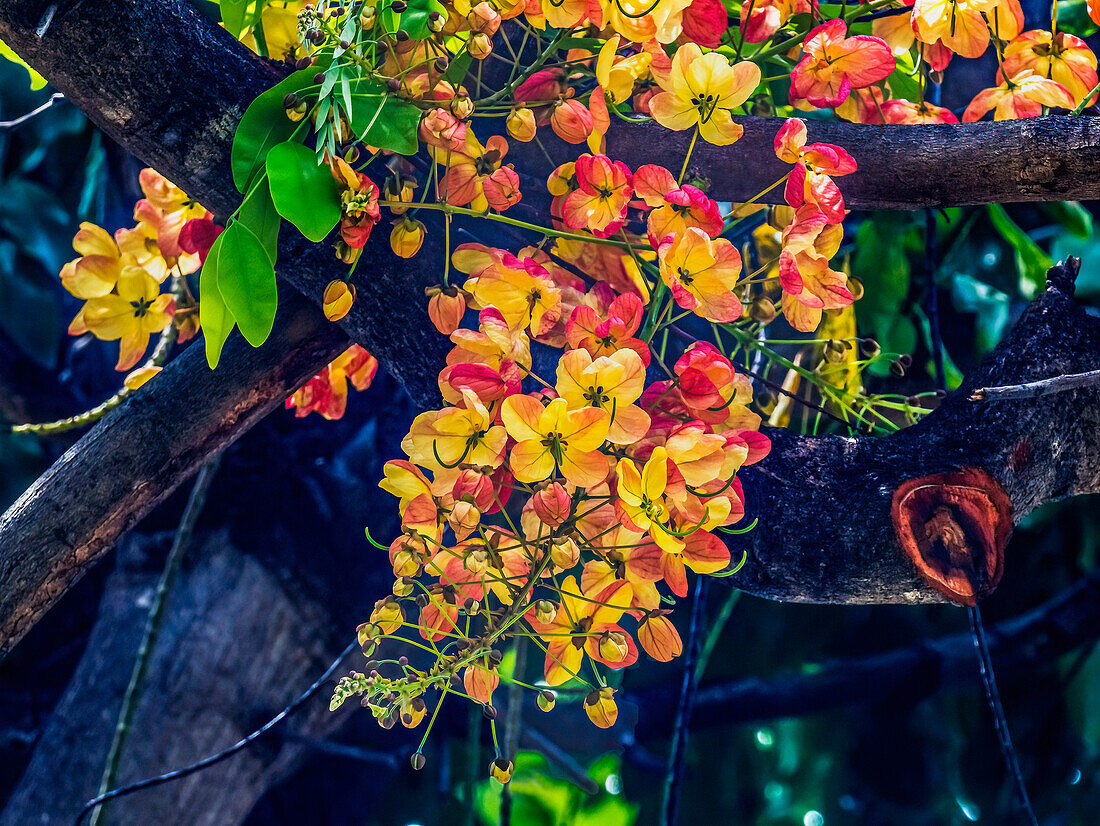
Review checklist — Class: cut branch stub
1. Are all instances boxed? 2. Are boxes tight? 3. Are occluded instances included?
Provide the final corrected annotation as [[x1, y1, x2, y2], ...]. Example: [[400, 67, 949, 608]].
[[891, 469, 1013, 606]]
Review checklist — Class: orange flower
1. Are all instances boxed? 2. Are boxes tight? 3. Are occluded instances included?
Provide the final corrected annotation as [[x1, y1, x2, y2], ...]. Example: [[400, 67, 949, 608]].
[[657, 227, 743, 322], [778, 206, 854, 333], [789, 20, 894, 108], [741, 0, 810, 43], [634, 163, 723, 247], [774, 118, 855, 224], [1002, 30, 1098, 107], [561, 154, 633, 237], [525, 576, 637, 686], [555, 347, 651, 444], [911, 0, 995, 59], [440, 132, 515, 211], [962, 69, 1075, 121], [286, 345, 378, 419]]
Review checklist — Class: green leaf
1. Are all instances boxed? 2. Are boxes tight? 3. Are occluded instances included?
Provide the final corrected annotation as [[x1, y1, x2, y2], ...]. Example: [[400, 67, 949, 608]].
[[0, 38, 46, 90], [238, 176, 282, 260], [216, 222, 279, 347], [987, 203, 1053, 299], [348, 86, 421, 155], [1044, 200, 1093, 239], [231, 68, 315, 192], [220, 0, 251, 36], [265, 141, 340, 242], [442, 51, 473, 87], [199, 233, 235, 369]]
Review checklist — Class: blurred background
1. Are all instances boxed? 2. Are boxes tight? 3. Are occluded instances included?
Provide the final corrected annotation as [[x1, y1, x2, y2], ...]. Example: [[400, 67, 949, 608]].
[[3, 4, 1100, 823]]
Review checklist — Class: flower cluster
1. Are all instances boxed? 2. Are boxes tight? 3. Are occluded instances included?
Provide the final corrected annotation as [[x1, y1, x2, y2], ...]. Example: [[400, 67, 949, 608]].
[[57, 170, 205, 374]]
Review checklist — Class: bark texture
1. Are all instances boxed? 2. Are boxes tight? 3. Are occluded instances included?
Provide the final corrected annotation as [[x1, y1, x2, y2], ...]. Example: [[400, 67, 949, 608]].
[[0, 530, 343, 826], [726, 264, 1100, 603], [0, 297, 346, 660]]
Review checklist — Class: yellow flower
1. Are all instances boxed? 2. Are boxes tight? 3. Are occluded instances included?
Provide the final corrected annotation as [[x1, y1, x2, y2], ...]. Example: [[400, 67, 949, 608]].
[[649, 44, 760, 146], [596, 36, 653, 105], [81, 267, 174, 371], [555, 348, 651, 444], [500, 395, 611, 487]]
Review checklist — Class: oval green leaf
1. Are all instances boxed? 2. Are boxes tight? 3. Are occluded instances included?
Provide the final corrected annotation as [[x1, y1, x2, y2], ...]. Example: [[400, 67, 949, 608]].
[[216, 222, 278, 348], [231, 68, 315, 193], [199, 232, 235, 369], [265, 140, 341, 242]]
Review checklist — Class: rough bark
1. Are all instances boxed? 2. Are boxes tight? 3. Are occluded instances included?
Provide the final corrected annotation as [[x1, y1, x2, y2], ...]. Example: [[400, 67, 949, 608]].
[[725, 263, 1100, 604], [0, 297, 346, 660], [0, 529, 344, 826]]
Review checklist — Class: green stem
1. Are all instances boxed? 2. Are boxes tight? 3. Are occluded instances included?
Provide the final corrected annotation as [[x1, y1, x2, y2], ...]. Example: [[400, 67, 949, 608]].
[[89, 458, 220, 826]]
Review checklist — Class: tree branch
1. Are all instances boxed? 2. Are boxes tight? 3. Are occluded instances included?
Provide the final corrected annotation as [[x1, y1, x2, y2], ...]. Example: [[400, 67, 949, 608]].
[[0, 297, 346, 660], [724, 262, 1100, 604], [635, 573, 1100, 737]]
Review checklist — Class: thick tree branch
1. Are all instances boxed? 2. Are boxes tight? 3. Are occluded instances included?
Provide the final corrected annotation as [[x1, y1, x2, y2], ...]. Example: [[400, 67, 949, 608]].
[[725, 262, 1100, 604], [0, 298, 346, 660]]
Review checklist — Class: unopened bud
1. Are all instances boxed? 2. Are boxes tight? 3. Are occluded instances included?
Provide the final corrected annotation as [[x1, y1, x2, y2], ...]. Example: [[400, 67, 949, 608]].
[[489, 757, 514, 784], [534, 599, 556, 624], [823, 339, 847, 364], [283, 93, 299, 108], [506, 107, 536, 142], [313, 71, 326, 84], [287, 100, 309, 122], [536, 690, 556, 712], [482, 703, 497, 720], [334, 239, 360, 265], [360, 6, 377, 26], [450, 95, 474, 119], [427, 10, 445, 31], [532, 482, 570, 527], [749, 296, 776, 324], [295, 55, 314, 70], [598, 630, 629, 663], [848, 276, 864, 301], [395, 29, 410, 42], [469, 32, 493, 59], [550, 537, 579, 571], [428, 287, 466, 334], [386, 77, 401, 93], [323, 279, 355, 321], [393, 577, 414, 597], [411, 752, 427, 770], [343, 144, 360, 164], [860, 337, 880, 357], [488, 648, 503, 665]]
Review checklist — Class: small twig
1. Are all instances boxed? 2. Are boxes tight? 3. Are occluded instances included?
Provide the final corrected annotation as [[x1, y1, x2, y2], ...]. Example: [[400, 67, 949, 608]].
[[660, 578, 707, 826], [970, 368, 1100, 402], [73, 637, 358, 825], [968, 606, 1039, 826], [0, 92, 64, 130], [89, 458, 221, 826]]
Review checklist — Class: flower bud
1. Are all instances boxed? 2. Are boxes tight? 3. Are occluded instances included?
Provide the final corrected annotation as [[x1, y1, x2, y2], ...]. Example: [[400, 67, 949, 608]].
[[343, 144, 360, 164], [489, 757, 514, 784], [283, 93, 299, 108], [386, 77, 402, 93], [401, 696, 427, 728], [334, 239, 361, 265], [428, 287, 466, 335], [427, 10, 446, 31], [469, 32, 493, 59], [749, 296, 776, 324], [434, 55, 449, 72], [410, 752, 426, 770], [550, 98, 594, 144], [848, 276, 864, 301], [360, 5, 377, 27], [448, 500, 481, 540], [860, 337, 880, 357], [287, 100, 309, 122], [506, 106, 537, 142], [482, 703, 497, 719], [395, 29, 410, 42], [323, 279, 355, 321], [583, 687, 618, 728], [534, 599, 557, 624], [371, 596, 405, 634], [598, 630, 629, 663], [467, 1, 501, 33], [823, 339, 848, 364], [550, 537, 579, 571], [536, 690, 556, 712], [390, 217, 426, 258], [532, 482, 571, 527], [450, 94, 475, 119], [393, 577, 414, 597]]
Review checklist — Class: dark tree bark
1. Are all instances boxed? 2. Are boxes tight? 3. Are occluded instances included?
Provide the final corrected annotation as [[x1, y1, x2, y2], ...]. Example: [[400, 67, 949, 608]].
[[0, 530, 348, 826], [0, 297, 346, 660]]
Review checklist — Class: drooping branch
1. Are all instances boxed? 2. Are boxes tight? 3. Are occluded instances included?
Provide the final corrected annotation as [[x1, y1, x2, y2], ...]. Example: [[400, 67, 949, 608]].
[[634, 573, 1100, 737], [0, 297, 346, 660]]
